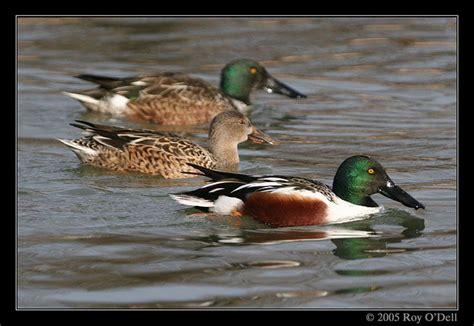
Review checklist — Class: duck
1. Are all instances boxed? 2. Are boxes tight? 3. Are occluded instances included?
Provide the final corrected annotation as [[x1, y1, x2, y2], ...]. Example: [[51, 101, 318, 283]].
[[62, 58, 307, 125], [58, 111, 277, 179], [170, 155, 425, 226]]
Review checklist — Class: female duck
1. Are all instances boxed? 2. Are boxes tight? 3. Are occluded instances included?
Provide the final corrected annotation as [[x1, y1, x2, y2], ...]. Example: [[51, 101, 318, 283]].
[[63, 59, 306, 125], [58, 111, 276, 179], [171, 155, 425, 226]]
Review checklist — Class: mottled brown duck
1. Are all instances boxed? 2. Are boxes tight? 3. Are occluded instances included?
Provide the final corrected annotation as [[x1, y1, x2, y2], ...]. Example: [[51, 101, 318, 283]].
[[62, 59, 306, 125], [58, 111, 276, 178]]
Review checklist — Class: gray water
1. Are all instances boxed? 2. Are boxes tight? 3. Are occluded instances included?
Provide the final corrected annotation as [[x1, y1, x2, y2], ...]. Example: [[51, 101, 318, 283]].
[[17, 17, 456, 309]]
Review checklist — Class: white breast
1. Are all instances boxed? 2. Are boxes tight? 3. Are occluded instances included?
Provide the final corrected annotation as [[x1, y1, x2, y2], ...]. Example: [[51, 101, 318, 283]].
[[325, 197, 383, 224], [230, 99, 250, 113]]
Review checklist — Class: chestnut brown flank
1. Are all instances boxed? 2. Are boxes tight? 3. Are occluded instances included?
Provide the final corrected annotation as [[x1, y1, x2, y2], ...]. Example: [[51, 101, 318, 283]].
[[242, 192, 328, 227]]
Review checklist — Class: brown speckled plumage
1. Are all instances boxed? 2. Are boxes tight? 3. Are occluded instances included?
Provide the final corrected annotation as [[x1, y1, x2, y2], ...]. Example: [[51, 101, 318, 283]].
[[59, 111, 275, 179], [63, 59, 306, 126], [64, 73, 242, 126], [126, 74, 238, 125]]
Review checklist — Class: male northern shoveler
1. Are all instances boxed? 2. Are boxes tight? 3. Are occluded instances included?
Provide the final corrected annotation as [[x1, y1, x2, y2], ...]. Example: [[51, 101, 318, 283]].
[[58, 111, 276, 179], [62, 59, 306, 125], [170, 155, 425, 226]]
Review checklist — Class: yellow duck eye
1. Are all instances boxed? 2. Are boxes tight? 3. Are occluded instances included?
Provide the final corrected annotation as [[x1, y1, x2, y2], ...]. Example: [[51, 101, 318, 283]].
[[249, 67, 258, 74], [368, 168, 375, 175]]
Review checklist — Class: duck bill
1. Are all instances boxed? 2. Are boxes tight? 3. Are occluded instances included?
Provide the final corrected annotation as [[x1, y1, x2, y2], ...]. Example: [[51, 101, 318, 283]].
[[264, 75, 307, 99], [378, 180, 425, 210], [248, 127, 278, 145]]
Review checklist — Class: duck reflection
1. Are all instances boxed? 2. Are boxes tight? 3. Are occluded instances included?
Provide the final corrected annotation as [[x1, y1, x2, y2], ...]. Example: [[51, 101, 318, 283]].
[[195, 209, 425, 260], [331, 210, 425, 260]]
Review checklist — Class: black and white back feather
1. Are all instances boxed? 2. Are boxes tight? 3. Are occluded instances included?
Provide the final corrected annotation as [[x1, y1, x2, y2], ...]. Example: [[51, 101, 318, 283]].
[[171, 164, 337, 211]]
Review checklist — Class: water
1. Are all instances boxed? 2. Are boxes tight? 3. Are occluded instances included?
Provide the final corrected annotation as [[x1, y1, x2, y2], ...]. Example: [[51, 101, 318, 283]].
[[17, 17, 456, 309]]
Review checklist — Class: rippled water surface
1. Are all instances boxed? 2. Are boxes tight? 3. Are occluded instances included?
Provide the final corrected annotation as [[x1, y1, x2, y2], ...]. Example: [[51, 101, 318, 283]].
[[17, 17, 456, 309]]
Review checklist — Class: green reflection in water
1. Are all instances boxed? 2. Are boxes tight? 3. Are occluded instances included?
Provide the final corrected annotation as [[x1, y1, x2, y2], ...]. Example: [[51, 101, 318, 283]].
[[332, 209, 425, 260]]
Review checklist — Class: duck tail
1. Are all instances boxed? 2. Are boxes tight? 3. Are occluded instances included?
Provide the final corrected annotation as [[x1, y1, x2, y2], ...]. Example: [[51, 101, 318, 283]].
[[57, 138, 98, 161], [169, 194, 214, 208], [74, 74, 124, 89], [62, 91, 99, 105], [186, 163, 257, 182]]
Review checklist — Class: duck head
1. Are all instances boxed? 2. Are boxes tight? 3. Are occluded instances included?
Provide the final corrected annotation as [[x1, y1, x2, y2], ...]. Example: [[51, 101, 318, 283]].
[[332, 155, 425, 210], [219, 59, 307, 104]]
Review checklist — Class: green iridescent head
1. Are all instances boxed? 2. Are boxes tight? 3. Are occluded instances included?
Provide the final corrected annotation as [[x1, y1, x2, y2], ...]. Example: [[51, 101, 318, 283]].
[[332, 155, 425, 210], [219, 59, 306, 104]]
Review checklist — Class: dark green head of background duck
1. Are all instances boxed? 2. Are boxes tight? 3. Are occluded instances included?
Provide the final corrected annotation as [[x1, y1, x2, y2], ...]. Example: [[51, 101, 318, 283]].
[[219, 59, 307, 105]]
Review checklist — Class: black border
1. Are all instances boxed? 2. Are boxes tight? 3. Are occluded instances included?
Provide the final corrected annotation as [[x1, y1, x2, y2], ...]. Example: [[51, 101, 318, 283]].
[[7, 12, 469, 325]]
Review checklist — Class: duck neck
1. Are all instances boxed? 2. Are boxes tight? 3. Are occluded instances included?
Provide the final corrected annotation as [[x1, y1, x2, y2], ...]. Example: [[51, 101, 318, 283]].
[[332, 180, 379, 207], [208, 133, 240, 166], [220, 77, 251, 105]]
